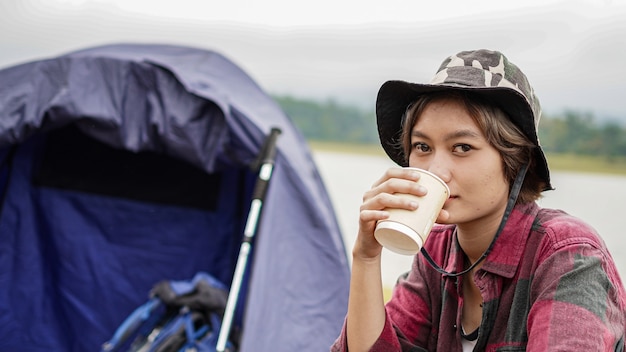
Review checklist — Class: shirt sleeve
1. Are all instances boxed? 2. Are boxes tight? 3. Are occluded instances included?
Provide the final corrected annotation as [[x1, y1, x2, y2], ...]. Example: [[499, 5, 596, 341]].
[[526, 223, 626, 351], [329, 258, 436, 352], [329, 309, 430, 352], [329, 312, 409, 352]]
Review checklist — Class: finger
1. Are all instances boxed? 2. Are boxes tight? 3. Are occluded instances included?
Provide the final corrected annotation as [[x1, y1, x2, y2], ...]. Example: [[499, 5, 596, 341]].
[[362, 192, 419, 212], [436, 209, 450, 223], [359, 209, 390, 224], [370, 167, 422, 189], [366, 180, 427, 203]]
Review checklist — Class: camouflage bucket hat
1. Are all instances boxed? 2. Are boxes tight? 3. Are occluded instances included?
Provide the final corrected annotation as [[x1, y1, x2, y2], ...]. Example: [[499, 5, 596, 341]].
[[376, 49, 552, 191]]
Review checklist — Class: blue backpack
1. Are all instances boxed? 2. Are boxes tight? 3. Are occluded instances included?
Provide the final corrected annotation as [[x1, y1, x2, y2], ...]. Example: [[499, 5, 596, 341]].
[[101, 272, 237, 352]]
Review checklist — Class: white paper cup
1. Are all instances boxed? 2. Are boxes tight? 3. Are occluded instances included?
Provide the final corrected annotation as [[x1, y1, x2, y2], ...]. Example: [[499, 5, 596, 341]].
[[374, 168, 450, 255]]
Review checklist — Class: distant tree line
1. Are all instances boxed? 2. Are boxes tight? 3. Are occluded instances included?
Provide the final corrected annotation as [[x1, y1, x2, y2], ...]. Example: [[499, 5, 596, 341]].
[[274, 95, 626, 159], [274, 95, 379, 144], [539, 110, 626, 159]]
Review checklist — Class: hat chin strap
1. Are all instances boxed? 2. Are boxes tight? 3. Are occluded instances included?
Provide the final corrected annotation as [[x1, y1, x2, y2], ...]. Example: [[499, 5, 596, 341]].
[[420, 163, 529, 277]]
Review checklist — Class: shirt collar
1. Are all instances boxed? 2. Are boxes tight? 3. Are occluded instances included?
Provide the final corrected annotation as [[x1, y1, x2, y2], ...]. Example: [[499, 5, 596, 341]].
[[444, 202, 540, 278], [479, 202, 540, 278]]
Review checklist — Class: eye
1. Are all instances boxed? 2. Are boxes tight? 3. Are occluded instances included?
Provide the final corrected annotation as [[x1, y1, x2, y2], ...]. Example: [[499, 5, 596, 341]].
[[412, 142, 431, 153], [453, 143, 472, 153]]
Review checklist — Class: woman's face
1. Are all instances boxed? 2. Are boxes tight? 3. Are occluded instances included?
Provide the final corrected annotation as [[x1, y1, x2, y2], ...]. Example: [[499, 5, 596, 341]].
[[408, 97, 509, 228]]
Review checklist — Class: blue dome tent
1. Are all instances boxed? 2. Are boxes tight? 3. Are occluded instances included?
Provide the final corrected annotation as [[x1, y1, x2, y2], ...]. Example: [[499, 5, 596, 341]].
[[0, 43, 350, 351]]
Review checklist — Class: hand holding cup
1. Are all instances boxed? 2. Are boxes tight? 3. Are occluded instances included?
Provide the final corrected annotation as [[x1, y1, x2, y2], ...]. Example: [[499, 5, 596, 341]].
[[374, 168, 450, 255]]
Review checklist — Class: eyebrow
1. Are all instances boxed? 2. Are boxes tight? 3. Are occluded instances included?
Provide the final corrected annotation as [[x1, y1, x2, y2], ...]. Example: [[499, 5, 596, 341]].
[[411, 129, 483, 142]]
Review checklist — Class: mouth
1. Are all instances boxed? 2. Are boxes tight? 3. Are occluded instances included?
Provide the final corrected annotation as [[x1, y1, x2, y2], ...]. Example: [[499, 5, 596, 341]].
[[444, 195, 458, 206]]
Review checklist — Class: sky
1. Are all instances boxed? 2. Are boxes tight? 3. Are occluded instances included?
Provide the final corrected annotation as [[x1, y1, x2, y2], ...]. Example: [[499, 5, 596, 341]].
[[1, 0, 626, 122]]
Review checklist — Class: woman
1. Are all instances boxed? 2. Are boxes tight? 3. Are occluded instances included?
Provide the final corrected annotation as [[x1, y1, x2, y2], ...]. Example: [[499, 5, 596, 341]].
[[331, 49, 626, 351]]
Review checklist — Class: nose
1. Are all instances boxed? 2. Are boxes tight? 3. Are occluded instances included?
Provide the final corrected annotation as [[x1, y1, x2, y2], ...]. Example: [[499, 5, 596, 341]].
[[426, 154, 452, 184]]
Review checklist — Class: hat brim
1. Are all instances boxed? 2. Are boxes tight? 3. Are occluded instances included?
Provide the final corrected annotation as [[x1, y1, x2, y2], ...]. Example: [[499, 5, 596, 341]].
[[376, 80, 552, 191]]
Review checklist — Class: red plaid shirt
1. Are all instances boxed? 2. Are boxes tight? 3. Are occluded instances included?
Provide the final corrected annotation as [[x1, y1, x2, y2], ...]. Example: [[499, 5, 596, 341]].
[[332, 202, 626, 351]]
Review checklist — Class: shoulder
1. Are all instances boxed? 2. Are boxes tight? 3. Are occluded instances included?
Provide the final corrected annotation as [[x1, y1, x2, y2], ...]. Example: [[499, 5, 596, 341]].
[[529, 208, 626, 321], [530, 207, 622, 280], [535, 207, 605, 250]]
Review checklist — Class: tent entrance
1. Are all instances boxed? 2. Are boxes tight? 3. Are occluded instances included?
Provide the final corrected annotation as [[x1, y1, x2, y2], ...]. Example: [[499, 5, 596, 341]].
[[0, 124, 255, 350], [33, 124, 223, 210]]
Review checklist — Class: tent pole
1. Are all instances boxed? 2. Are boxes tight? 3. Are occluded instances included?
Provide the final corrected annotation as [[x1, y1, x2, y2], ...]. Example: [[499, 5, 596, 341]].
[[216, 127, 282, 352]]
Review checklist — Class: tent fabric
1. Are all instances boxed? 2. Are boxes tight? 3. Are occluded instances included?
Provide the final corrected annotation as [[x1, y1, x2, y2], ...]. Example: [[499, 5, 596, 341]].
[[0, 43, 350, 351]]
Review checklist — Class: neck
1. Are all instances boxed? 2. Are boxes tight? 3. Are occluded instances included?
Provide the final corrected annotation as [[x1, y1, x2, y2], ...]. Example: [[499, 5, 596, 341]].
[[456, 208, 505, 264]]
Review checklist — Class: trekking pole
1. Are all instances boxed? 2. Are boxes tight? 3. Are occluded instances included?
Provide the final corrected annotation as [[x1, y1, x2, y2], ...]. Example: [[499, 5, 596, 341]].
[[216, 127, 282, 352]]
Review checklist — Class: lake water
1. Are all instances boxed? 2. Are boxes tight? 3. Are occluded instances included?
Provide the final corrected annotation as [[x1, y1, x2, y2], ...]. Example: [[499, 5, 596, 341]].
[[313, 151, 626, 289]]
